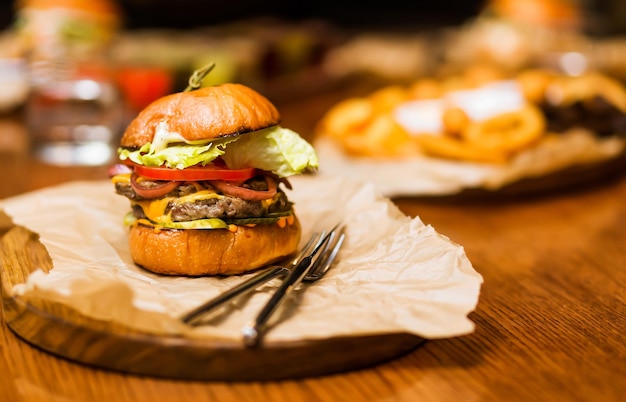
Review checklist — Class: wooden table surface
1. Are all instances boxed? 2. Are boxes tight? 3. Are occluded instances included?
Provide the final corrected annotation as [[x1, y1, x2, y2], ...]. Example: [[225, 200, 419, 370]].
[[1, 86, 625, 402]]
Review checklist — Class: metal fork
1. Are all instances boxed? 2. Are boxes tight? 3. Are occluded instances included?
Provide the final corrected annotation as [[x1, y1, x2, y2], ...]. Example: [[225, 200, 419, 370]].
[[180, 224, 345, 327], [242, 224, 345, 347]]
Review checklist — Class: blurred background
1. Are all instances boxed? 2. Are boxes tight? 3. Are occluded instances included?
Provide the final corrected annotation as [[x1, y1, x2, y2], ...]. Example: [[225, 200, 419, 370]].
[[1, 0, 625, 32], [1, 0, 626, 166], [0, 1, 483, 31]]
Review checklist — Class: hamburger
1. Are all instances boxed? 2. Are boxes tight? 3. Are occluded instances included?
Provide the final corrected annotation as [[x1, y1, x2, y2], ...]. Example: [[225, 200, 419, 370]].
[[14, 0, 122, 53], [109, 83, 318, 276]]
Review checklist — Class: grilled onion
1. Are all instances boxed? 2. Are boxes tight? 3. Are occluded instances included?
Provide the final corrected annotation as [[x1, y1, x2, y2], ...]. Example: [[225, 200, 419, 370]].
[[130, 173, 179, 199]]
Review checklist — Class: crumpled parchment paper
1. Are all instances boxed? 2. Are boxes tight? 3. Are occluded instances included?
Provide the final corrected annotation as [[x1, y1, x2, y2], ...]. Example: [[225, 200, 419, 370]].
[[1, 175, 483, 343], [315, 130, 625, 197]]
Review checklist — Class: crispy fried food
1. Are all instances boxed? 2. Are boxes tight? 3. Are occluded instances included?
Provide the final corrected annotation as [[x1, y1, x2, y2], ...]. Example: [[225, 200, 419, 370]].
[[442, 107, 470, 137], [415, 105, 545, 163], [516, 69, 557, 104], [317, 88, 419, 158], [319, 97, 373, 140], [345, 113, 419, 157], [408, 78, 444, 100], [463, 63, 508, 87], [316, 70, 626, 164], [461, 104, 546, 153], [368, 85, 410, 113], [317, 91, 545, 161], [414, 134, 509, 164]]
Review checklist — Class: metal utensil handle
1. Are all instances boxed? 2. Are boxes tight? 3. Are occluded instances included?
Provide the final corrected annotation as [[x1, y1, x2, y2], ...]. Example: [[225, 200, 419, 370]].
[[241, 257, 316, 346], [242, 229, 336, 347], [181, 266, 289, 325]]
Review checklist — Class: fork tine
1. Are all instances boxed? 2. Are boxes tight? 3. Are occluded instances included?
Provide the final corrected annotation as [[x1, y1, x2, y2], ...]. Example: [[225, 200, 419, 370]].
[[290, 231, 324, 268], [242, 223, 344, 347], [180, 231, 321, 325], [306, 228, 345, 281]]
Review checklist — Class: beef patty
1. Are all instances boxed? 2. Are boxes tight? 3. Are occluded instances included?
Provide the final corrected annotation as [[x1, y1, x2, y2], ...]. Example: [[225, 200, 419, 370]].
[[115, 178, 292, 222]]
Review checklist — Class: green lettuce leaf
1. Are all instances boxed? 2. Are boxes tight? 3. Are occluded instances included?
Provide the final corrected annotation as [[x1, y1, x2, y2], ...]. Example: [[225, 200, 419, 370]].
[[118, 126, 318, 177], [221, 127, 318, 177]]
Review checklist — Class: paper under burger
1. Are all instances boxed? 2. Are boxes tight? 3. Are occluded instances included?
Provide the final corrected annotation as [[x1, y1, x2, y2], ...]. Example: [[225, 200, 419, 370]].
[[109, 81, 318, 276], [0, 73, 482, 345]]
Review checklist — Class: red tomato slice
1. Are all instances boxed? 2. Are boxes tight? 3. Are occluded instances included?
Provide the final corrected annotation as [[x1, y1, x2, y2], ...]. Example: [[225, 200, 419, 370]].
[[133, 164, 256, 181]]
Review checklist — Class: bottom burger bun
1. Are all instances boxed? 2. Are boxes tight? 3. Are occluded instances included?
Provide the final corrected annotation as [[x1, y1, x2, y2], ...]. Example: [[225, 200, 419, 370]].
[[128, 217, 302, 276]]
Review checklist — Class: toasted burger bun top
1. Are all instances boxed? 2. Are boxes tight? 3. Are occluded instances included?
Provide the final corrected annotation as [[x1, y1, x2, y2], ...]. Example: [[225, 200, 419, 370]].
[[120, 83, 281, 148]]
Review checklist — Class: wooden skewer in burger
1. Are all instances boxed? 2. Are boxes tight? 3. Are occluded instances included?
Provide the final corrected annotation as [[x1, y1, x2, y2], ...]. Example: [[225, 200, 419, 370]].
[[109, 64, 318, 276]]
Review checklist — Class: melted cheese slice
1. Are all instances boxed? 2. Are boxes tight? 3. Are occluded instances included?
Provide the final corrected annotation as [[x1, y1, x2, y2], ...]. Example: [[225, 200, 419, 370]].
[[132, 190, 222, 224], [115, 175, 285, 230]]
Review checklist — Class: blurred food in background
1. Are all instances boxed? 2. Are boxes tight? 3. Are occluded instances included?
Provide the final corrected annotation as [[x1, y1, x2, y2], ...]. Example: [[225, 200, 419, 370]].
[[442, 0, 586, 73], [0, 0, 618, 112], [108, 18, 345, 102], [313, 64, 626, 197], [13, 0, 122, 61], [321, 33, 433, 84], [11, 0, 125, 166], [440, 0, 626, 82], [0, 0, 626, 150], [316, 67, 626, 162], [0, 0, 122, 115]]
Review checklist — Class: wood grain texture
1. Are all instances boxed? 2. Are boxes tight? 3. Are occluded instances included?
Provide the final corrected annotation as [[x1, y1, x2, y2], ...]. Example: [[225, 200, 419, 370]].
[[0, 224, 424, 381], [1, 87, 625, 401], [394, 175, 626, 402]]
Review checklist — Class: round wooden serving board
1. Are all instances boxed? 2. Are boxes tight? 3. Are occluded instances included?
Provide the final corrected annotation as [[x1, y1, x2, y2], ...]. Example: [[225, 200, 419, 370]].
[[0, 222, 425, 381]]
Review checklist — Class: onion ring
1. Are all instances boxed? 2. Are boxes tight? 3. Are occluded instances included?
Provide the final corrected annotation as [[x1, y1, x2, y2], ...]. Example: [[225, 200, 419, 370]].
[[461, 104, 545, 152], [414, 134, 508, 164], [131, 173, 179, 199], [266, 171, 292, 190], [210, 175, 277, 201]]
